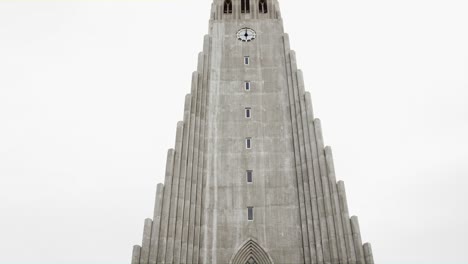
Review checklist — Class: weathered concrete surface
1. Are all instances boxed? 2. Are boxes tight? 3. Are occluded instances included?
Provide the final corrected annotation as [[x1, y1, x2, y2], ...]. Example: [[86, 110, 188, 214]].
[[131, 1, 374, 263]]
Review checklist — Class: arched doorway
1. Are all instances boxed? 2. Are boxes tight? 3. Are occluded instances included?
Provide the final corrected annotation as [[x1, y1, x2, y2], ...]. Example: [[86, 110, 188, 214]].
[[230, 239, 274, 264]]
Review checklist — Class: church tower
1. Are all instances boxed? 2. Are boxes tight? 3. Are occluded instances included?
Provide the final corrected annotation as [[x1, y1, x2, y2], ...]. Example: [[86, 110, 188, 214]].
[[131, 0, 374, 263]]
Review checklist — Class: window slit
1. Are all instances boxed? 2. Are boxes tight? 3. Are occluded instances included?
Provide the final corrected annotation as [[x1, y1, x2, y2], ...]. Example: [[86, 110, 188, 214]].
[[247, 207, 254, 220], [245, 81, 251, 91], [245, 107, 251, 118], [247, 170, 253, 183]]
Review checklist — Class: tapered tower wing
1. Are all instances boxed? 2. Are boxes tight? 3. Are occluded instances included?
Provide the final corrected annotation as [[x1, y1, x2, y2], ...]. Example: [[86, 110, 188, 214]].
[[131, 1, 374, 263]]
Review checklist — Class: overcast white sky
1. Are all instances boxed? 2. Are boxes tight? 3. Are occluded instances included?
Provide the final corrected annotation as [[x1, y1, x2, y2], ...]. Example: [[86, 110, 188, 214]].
[[0, 0, 467, 263]]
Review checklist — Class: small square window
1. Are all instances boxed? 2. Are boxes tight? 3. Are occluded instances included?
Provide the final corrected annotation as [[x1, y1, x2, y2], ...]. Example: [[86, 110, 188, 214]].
[[247, 170, 253, 183], [245, 82, 251, 91], [245, 107, 251, 118], [246, 138, 252, 149], [247, 207, 254, 221], [244, 56, 250, 65]]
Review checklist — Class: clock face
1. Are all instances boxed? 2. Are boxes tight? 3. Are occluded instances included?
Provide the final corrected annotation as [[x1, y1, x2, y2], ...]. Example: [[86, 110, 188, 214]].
[[237, 28, 256, 42]]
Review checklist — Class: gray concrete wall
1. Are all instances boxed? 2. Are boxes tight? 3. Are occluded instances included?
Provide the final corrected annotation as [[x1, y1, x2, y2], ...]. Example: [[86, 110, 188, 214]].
[[131, 1, 374, 263], [202, 16, 303, 264]]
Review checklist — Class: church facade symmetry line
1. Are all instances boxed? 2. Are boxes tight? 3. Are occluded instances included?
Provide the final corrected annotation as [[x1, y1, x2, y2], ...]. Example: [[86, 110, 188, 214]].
[[131, 1, 374, 263]]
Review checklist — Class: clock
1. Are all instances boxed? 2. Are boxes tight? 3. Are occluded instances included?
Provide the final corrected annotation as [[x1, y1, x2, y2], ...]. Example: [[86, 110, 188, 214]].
[[237, 28, 256, 42]]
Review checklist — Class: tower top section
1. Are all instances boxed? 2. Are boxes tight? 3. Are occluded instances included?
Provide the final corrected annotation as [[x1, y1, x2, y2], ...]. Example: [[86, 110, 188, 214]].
[[211, 0, 282, 21]]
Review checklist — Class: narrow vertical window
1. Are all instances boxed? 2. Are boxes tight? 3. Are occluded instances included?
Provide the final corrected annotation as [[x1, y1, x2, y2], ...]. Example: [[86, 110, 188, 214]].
[[246, 138, 252, 149], [259, 0, 268, 14], [245, 107, 251, 118], [241, 0, 251, 14], [247, 207, 254, 220], [244, 56, 250, 65], [245, 81, 251, 91], [223, 0, 232, 14], [247, 170, 253, 183]]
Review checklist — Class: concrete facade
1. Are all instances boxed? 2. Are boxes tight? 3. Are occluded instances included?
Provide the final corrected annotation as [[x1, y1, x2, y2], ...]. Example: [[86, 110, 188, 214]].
[[132, 1, 374, 263]]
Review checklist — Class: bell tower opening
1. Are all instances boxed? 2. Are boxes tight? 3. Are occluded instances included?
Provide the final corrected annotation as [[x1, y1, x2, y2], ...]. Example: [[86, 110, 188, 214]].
[[241, 0, 250, 14], [224, 0, 233, 14], [259, 0, 268, 14]]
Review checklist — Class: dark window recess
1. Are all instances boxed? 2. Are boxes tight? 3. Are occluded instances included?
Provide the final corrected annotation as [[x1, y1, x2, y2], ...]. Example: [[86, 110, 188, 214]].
[[244, 56, 250, 65], [248, 207, 254, 220], [247, 170, 253, 183], [223, 0, 232, 14], [259, 0, 268, 13], [241, 0, 250, 13], [246, 138, 252, 149], [245, 82, 251, 91], [245, 108, 251, 118]]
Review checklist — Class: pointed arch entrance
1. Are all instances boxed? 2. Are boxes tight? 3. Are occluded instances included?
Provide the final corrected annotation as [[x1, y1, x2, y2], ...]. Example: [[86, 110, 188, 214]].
[[230, 239, 274, 264]]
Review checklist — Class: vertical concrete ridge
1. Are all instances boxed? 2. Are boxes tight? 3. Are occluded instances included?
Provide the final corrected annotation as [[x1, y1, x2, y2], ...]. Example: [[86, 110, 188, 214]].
[[156, 149, 176, 263], [187, 51, 206, 263], [289, 52, 316, 263], [233, 0, 239, 20], [266, 0, 272, 19], [296, 70, 319, 263], [173, 94, 193, 263], [180, 71, 200, 262], [194, 35, 212, 263], [296, 70, 305, 94], [304, 89, 324, 263], [193, 49, 207, 264], [274, 0, 282, 19], [288, 50, 313, 263], [307, 118, 329, 262], [350, 216, 366, 264], [132, 245, 142, 264], [164, 122, 185, 263], [210, 3, 215, 20], [149, 184, 164, 264], [282, 34, 310, 263], [325, 146, 348, 262], [363, 243, 374, 264], [282, 33, 290, 51], [140, 218, 153, 264], [313, 119, 339, 263], [337, 181, 357, 263], [304, 92, 314, 120], [186, 73, 204, 264], [203, 35, 210, 54], [197, 52, 204, 73], [251, 0, 256, 19]]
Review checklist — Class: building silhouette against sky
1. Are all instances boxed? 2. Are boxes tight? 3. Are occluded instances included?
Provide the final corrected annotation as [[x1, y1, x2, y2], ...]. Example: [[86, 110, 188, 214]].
[[131, 0, 374, 263]]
